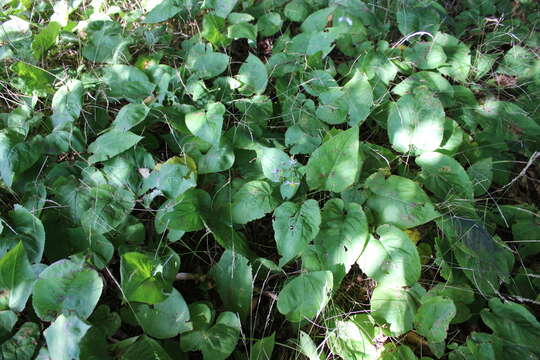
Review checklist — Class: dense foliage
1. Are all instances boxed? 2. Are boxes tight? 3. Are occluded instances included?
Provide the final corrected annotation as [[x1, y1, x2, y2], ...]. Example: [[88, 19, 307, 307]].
[[0, 0, 539, 359]]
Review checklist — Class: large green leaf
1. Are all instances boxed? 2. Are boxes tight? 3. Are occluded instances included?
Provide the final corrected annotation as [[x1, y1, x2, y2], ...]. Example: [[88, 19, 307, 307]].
[[155, 188, 211, 232], [433, 32, 471, 82], [180, 311, 241, 360], [120, 250, 179, 305], [273, 199, 321, 267], [343, 70, 373, 126], [437, 216, 513, 296], [365, 172, 440, 229], [371, 283, 425, 336], [209, 250, 253, 320], [396, 4, 441, 36], [480, 298, 540, 358], [102, 65, 155, 101], [416, 152, 474, 200], [133, 288, 191, 339], [185, 102, 225, 146], [143, 0, 183, 24], [32, 258, 103, 321], [306, 126, 359, 192], [112, 104, 150, 132], [0, 242, 36, 312], [236, 54, 268, 95], [404, 42, 447, 70], [0, 322, 40, 360], [308, 199, 368, 286], [51, 79, 84, 128], [327, 314, 382, 360], [88, 130, 143, 163], [12, 62, 53, 96], [414, 296, 456, 343], [250, 333, 275, 360], [186, 43, 230, 79], [82, 21, 130, 63], [387, 91, 445, 155], [358, 224, 421, 287], [231, 181, 280, 225], [44, 314, 91, 360], [32, 21, 61, 58], [1, 204, 45, 263], [277, 271, 333, 323], [116, 335, 173, 360]]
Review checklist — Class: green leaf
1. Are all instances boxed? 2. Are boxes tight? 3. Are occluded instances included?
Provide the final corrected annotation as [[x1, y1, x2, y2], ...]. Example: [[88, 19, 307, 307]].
[[209, 250, 253, 320], [309, 199, 368, 285], [195, 141, 235, 174], [365, 172, 440, 229], [180, 311, 241, 360], [44, 315, 91, 360], [88, 305, 121, 337], [143, 0, 183, 24], [480, 298, 540, 358], [273, 199, 321, 267], [257, 147, 294, 183], [250, 333, 275, 360], [297, 331, 322, 360], [185, 102, 225, 146], [134, 288, 191, 339], [467, 157, 492, 197], [141, 156, 197, 199], [396, 5, 441, 36], [387, 91, 445, 155], [206, 0, 238, 18], [358, 224, 421, 287], [425, 283, 474, 324], [12, 62, 53, 96], [120, 250, 179, 305], [88, 129, 143, 163], [0, 311, 17, 338], [231, 181, 280, 225], [202, 14, 231, 47], [392, 71, 454, 108], [0, 322, 40, 360], [277, 271, 333, 323], [416, 152, 474, 200], [236, 54, 268, 95], [302, 70, 338, 97], [117, 335, 173, 360], [300, 7, 334, 32], [82, 21, 130, 63], [380, 344, 418, 360], [403, 42, 447, 70], [306, 126, 359, 192], [0, 241, 36, 312], [102, 65, 155, 101], [186, 43, 230, 79], [112, 104, 150, 131], [51, 79, 84, 128], [437, 216, 513, 296], [328, 314, 382, 360], [257, 13, 282, 37], [371, 284, 425, 336], [284, 0, 309, 22], [156, 188, 211, 232], [227, 22, 257, 41], [32, 258, 103, 321], [32, 22, 61, 58], [343, 70, 373, 126], [2, 204, 45, 263], [433, 32, 471, 82], [415, 296, 456, 343]]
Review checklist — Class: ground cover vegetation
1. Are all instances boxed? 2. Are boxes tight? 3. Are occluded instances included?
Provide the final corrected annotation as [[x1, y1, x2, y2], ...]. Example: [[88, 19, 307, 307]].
[[0, 0, 539, 358]]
